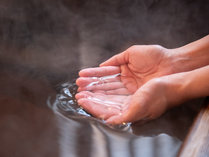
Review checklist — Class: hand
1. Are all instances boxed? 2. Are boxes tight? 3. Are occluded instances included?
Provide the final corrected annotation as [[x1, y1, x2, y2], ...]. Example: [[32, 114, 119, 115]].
[[76, 45, 174, 124], [75, 90, 132, 121], [100, 45, 174, 92], [77, 45, 173, 94], [77, 37, 209, 124], [75, 45, 183, 124], [76, 78, 174, 124]]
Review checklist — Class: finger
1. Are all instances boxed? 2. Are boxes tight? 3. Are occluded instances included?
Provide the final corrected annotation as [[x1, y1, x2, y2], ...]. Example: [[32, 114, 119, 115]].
[[106, 108, 134, 124], [90, 88, 131, 95], [106, 97, 145, 125], [91, 89, 129, 95], [106, 88, 132, 95], [81, 94, 126, 110], [76, 91, 124, 104], [78, 98, 120, 120], [79, 66, 120, 77], [78, 82, 125, 92], [75, 91, 112, 100], [76, 77, 98, 87], [100, 51, 128, 66], [106, 114, 125, 125], [76, 91, 129, 111], [91, 90, 106, 94], [75, 91, 94, 99], [76, 76, 120, 87], [106, 105, 149, 125]]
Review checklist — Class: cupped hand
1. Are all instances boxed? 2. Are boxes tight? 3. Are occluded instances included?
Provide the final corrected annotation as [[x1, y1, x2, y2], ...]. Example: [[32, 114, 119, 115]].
[[77, 45, 173, 94], [76, 78, 170, 124], [75, 90, 132, 121], [76, 45, 177, 124]]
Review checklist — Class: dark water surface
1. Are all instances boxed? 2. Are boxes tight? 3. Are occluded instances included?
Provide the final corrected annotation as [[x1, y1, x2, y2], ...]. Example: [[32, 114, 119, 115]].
[[0, 0, 209, 157]]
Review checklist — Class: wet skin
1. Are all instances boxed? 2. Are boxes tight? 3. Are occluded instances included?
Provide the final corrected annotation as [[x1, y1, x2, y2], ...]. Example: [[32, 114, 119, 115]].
[[76, 36, 209, 124]]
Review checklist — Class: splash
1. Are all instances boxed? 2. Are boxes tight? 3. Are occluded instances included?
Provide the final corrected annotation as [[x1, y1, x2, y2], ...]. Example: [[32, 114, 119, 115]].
[[49, 81, 131, 131]]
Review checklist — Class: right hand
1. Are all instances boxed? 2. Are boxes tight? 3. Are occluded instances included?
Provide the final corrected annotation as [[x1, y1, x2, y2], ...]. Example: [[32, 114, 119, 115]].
[[77, 45, 174, 94], [76, 77, 178, 124]]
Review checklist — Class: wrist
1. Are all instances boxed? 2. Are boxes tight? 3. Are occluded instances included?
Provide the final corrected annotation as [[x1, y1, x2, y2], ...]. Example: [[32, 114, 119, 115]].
[[163, 65, 209, 108], [167, 47, 195, 73], [161, 72, 190, 107], [168, 35, 209, 73]]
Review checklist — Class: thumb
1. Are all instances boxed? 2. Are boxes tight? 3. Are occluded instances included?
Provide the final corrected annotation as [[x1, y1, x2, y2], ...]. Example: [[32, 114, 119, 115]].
[[100, 51, 128, 66]]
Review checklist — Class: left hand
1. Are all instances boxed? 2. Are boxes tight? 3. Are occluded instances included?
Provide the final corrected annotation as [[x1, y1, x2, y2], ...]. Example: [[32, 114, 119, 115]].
[[76, 45, 173, 94], [76, 77, 175, 124]]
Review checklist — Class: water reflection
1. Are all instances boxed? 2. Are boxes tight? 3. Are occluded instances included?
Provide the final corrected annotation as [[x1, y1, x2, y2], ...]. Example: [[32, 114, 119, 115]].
[[0, 63, 200, 157], [132, 134, 180, 157], [50, 81, 182, 157], [55, 107, 181, 157], [0, 0, 208, 156], [50, 82, 131, 131]]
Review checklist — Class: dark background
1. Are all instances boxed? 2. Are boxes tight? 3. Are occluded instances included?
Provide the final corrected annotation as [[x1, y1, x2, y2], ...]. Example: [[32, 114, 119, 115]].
[[0, 0, 208, 157]]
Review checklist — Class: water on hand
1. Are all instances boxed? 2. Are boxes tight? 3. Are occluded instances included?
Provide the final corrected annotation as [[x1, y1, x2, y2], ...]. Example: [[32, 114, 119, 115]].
[[47, 76, 184, 157], [50, 80, 131, 131]]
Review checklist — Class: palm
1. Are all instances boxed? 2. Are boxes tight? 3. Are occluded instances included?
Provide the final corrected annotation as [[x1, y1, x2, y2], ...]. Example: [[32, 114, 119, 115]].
[[76, 45, 170, 122], [77, 45, 168, 94], [76, 91, 131, 120], [115, 45, 168, 93]]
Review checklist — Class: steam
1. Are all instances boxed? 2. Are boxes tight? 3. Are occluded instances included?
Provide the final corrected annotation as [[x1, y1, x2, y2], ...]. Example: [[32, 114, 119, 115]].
[[0, 0, 208, 83]]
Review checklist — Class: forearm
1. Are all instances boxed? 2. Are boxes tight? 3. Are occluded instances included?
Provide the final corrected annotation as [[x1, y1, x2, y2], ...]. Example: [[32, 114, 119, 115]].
[[164, 65, 209, 107], [170, 35, 209, 73], [182, 65, 209, 99]]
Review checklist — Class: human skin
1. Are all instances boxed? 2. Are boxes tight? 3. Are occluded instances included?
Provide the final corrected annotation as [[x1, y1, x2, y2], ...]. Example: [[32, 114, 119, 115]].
[[76, 65, 209, 124], [77, 35, 209, 94], [105, 65, 209, 124], [76, 35, 209, 124]]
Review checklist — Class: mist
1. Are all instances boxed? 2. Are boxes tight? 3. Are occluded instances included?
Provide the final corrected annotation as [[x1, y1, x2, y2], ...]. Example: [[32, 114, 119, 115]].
[[0, 0, 208, 157], [0, 0, 208, 84]]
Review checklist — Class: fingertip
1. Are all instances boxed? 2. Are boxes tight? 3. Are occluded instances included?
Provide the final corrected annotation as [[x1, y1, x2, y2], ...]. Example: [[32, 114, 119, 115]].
[[75, 92, 86, 99], [75, 93, 79, 99], [78, 87, 88, 92], [78, 70, 86, 77], [76, 77, 87, 87], [79, 68, 93, 77], [77, 98, 93, 113], [99, 62, 107, 67], [77, 87, 86, 92], [76, 78, 80, 86], [75, 91, 93, 99], [78, 69, 83, 76]]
